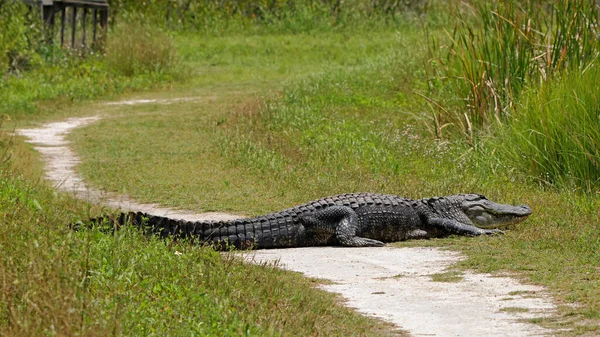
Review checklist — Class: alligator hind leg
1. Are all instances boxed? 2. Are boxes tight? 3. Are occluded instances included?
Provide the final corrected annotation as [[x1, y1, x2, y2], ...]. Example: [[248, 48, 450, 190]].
[[303, 206, 385, 247]]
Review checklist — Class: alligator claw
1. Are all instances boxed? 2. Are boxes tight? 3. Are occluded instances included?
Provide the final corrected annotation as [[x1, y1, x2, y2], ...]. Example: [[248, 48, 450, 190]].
[[483, 229, 504, 235], [356, 238, 386, 247]]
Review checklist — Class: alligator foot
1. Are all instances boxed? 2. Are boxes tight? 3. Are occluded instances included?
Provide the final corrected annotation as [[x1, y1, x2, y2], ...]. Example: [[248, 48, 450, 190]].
[[482, 229, 504, 235], [342, 237, 385, 247]]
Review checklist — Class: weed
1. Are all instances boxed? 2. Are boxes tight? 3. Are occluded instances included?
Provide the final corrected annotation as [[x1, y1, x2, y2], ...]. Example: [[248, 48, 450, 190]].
[[420, 0, 600, 192], [0, 1, 43, 74], [109, 0, 430, 34], [430, 271, 464, 283]]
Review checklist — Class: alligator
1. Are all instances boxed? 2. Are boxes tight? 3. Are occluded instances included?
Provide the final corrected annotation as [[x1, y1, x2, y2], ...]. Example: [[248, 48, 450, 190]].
[[83, 193, 532, 250]]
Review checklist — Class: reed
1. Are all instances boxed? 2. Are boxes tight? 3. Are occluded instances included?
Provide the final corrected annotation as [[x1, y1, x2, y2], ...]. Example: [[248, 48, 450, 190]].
[[425, 0, 600, 138], [494, 66, 600, 193]]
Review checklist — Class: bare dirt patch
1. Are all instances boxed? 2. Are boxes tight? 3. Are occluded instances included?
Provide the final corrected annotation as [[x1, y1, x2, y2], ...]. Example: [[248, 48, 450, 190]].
[[16, 107, 558, 337]]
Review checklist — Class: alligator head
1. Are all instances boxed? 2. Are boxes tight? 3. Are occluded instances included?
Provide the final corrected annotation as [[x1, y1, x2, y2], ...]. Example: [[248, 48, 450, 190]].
[[460, 194, 532, 229]]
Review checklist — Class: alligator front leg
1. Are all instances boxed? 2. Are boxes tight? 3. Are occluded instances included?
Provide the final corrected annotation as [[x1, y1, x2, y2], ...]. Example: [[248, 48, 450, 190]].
[[429, 218, 503, 236], [302, 206, 385, 247]]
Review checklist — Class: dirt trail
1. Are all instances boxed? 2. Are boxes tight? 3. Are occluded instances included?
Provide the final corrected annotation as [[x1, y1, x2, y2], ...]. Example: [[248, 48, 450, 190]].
[[16, 99, 558, 337], [17, 113, 237, 222]]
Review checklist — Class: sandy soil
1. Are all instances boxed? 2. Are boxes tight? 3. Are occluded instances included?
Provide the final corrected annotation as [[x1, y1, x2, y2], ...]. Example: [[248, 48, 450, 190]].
[[246, 247, 555, 337], [16, 99, 558, 336]]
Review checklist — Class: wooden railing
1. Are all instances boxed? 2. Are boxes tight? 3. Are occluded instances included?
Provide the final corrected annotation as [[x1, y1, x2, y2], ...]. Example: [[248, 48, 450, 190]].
[[22, 0, 109, 50]]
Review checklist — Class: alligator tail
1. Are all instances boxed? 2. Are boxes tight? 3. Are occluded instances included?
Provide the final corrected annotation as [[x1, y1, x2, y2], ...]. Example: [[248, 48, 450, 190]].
[[74, 212, 270, 250]]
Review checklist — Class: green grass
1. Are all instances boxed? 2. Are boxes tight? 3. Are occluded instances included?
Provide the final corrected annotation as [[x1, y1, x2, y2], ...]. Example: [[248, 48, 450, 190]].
[[499, 307, 530, 313], [491, 66, 600, 192], [1, 16, 183, 123], [422, 0, 600, 141], [106, 23, 182, 78], [0, 54, 171, 121], [107, 0, 433, 35], [1, 6, 419, 336], [2, 118, 401, 336], [430, 271, 464, 283], [70, 23, 600, 335], [70, 30, 422, 214], [5, 1, 600, 335], [0, 172, 398, 336]]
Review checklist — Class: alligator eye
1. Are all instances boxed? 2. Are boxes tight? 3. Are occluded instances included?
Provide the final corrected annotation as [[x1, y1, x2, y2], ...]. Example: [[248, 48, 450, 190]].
[[465, 194, 486, 201]]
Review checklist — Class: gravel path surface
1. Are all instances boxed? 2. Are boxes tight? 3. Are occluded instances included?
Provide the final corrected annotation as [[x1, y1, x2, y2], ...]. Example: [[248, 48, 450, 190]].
[[16, 100, 557, 336]]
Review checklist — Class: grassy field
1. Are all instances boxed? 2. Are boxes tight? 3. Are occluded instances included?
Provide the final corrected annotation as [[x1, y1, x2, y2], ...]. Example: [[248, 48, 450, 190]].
[[0, 151, 399, 336], [1, 4, 411, 336], [2, 77, 401, 337], [71, 20, 599, 337], [3, 0, 600, 335], [70, 31, 417, 213]]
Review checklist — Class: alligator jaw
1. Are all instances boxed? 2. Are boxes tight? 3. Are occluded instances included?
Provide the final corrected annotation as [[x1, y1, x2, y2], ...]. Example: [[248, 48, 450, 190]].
[[463, 196, 533, 229]]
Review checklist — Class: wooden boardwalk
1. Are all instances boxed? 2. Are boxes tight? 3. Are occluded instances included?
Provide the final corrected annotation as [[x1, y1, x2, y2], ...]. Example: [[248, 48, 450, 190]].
[[22, 0, 109, 49]]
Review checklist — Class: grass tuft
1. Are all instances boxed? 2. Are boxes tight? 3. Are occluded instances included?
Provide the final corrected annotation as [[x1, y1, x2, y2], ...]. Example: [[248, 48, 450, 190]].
[[500, 307, 530, 313], [430, 271, 464, 283], [106, 23, 181, 78]]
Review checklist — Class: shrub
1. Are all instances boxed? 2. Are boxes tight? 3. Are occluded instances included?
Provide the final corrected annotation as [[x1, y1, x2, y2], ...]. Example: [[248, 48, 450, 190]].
[[107, 0, 430, 34], [0, 1, 43, 74]]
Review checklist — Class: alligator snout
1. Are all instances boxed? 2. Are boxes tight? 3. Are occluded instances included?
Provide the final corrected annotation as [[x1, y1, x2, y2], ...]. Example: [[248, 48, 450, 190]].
[[517, 205, 533, 216]]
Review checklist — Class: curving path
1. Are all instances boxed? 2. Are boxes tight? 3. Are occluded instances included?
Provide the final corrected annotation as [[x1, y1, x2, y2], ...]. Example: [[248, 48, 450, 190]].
[[17, 113, 238, 222], [17, 98, 558, 337]]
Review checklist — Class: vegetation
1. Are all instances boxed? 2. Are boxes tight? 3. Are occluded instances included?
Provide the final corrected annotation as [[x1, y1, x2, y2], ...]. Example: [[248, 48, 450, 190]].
[[0, 1, 414, 336], [70, 31, 416, 213], [423, 0, 600, 191], [72, 8, 600, 334], [0, 2, 181, 121], [108, 0, 429, 33], [2, 0, 600, 335], [106, 23, 181, 78], [494, 67, 600, 192], [424, 0, 599, 134], [0, 142, 396, 336], [0, 1, 42, 73]]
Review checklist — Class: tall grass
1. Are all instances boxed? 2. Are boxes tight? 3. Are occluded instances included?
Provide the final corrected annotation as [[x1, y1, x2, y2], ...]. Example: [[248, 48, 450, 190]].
[[109, 0, 430, 34], [106, 23, 181, 78], [493, 66, 600, 193], [424, 0, 600, 140]]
